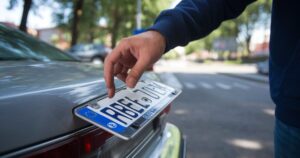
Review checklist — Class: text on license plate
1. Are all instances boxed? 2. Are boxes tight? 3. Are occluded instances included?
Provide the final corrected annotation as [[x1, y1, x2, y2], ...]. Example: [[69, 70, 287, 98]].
[[87, 80, 174, 127]]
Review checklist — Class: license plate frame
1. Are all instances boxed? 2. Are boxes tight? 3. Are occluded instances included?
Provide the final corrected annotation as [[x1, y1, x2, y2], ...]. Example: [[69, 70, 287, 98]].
[[74, 80, 181, 140]]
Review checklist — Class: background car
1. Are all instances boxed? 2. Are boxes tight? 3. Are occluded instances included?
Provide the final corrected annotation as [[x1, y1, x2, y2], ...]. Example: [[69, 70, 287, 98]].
[[0, 25, 185, 158], [67, 44, 112, 65], [256, 59, 269, 75]]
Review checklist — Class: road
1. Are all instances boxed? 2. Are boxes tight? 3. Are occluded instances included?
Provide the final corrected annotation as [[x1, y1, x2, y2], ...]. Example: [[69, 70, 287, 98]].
[[155, 61, 275, 158]]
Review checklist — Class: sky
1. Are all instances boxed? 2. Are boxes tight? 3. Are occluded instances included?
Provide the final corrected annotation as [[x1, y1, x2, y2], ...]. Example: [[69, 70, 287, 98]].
[[0, 0, 180, 29], [0, 0, 267, 43], [0, 0, 54, 29]]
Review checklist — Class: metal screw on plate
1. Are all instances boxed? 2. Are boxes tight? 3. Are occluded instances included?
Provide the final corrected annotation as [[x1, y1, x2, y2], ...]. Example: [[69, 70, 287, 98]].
[[171, 90, 178, 95], [85, 111, 97, 118], [107, 122, 117, 129], [90, 104, 100, 109], [141, 97, 152, 103]]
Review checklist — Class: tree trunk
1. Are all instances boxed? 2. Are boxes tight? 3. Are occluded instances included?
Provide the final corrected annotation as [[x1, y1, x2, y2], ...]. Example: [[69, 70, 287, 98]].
[[244, 24, 252, 56], [71, 0, 84, 46], [88, 32, 94, 43], [245, 35, 251, 56], [110, 5, 122, 48], [87, 4, 96, 43], [19, 0, 32, 33], [111, 22, 120, 48]]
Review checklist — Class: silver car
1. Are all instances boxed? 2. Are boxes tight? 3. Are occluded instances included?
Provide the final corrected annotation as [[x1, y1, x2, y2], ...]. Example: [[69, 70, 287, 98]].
[[68, 44, 112, 65], [0, 25, 185, 158], [256, 60, 269, 75]]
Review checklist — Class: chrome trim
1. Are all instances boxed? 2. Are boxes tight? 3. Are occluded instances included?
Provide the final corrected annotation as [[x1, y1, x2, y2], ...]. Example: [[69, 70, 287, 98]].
[[125, 127, 160, 158], [149, 123, 183, 158], [182, 135, 187, 158], [127, 123, 185, 158]]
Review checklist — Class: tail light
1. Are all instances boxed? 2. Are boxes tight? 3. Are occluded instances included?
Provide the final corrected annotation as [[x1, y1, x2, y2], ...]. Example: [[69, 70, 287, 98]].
[[22, 104, 171, 158], [24, 128, 112, 158], [162, 104, 172, 114]]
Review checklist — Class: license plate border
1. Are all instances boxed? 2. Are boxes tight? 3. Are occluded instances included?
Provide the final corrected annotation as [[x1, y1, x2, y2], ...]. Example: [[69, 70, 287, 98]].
[[74, 80, 181, 140]]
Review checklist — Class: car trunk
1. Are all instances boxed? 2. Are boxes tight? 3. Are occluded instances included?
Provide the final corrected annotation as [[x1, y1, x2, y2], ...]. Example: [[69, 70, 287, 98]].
[[0, 61, 122, 155], [0, 61, 168, 157]]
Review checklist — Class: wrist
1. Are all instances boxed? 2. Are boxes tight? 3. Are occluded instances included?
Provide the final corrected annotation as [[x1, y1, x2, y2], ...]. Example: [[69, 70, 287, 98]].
[[147, 30, 167, 53]]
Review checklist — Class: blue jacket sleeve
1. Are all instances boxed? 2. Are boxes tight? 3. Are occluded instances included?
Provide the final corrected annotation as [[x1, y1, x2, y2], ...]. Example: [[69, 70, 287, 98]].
[[148, 0, 255, 52]]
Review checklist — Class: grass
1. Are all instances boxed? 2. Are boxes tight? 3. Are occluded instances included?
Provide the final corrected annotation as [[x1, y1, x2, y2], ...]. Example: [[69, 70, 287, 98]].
[[224, 59, 243, 65]]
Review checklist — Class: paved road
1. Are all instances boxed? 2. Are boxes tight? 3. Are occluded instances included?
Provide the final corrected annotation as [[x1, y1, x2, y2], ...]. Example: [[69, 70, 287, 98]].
[[162, 72, 274, 158]]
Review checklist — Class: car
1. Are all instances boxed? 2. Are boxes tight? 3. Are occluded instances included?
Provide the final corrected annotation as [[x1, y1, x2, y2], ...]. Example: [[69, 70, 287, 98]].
[[0, 24, 185, 158], [256, 59, 269, 75], [67, 44, 112, 65]]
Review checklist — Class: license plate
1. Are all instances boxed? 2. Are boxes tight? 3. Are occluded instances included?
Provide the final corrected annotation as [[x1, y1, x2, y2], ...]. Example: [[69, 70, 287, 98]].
[[74, 80, 181, 140]]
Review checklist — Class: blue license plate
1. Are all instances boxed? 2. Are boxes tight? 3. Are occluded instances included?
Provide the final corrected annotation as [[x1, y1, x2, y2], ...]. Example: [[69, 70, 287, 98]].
[[75, 80, 181, 140]]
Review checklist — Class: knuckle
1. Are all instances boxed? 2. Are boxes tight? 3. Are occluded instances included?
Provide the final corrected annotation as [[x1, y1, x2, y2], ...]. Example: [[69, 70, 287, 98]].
[[105, 55, 115, 65], [120, 37, 131, 45]]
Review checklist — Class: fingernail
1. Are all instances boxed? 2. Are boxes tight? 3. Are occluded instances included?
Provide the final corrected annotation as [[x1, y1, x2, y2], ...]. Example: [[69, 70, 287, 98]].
[[127, 87, 133, 90], [107, 88, 112, 98], [127, 77, 136, 88]]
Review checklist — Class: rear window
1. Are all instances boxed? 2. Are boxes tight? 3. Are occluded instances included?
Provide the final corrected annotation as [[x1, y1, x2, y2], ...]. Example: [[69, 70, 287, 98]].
[[0, 25, 75, 62]]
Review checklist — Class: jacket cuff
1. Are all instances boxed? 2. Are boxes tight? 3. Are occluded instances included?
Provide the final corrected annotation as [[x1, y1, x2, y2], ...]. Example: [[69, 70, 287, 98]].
[[147, 12, 182, 52]]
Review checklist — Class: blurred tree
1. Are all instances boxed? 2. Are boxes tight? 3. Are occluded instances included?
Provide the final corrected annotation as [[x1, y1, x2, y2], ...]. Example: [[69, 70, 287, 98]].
[[99, 0, 172, 48], [185, 20, 239, 54], [8, 0, 50, 33], [54, 0, 102, 46], [235, 0, 272, 55], [53, 0, 172, 47], [99, 0, 133, 48], [80, 1, 101, 43], [8, 0, 33, 32], [185, 0, 272, 56], [70, 0, 83, 46]]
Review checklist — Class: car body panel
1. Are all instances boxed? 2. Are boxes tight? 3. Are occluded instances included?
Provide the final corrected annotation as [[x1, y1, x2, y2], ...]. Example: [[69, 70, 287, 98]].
[[256, 60, 269, 74], [67, 44, 111, 62], [0, 61, 124, 154], [0, 24, 185, 158], [132, 123, 186, 158]]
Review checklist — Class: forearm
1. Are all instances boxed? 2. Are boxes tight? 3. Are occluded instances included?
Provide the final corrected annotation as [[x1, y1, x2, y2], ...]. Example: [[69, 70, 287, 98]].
[[148, 0, 255, 52]]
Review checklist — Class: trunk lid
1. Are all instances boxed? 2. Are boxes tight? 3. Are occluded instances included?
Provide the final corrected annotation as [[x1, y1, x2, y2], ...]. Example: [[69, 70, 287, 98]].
[[0, 61, 124, 155]]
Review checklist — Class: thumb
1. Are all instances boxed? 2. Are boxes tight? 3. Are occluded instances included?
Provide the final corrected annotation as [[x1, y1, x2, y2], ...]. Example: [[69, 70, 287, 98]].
[[126, 58, 150, 88]]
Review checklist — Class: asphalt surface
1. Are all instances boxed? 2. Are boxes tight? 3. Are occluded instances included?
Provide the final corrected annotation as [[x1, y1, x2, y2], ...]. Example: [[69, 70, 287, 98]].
[[163, 72, 274, 158]]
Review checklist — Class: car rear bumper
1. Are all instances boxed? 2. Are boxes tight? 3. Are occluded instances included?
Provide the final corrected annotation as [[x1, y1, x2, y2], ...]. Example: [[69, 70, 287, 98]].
[[1, 122, 185, 158], [128, 123, 186, 158], [150, 123, 186, 158]]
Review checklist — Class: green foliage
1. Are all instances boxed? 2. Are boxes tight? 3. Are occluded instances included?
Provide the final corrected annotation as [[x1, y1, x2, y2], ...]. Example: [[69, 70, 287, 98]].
[[8, 0, 50, 32], [53, 0, 102, 44], [50, 0, 271, 52], [53, 0, 172, 47], [8, 0, 50, 14], [7, 0, 18, 9], [98, 0, 172, 47], [162, 50, 180, 60], [184, 13, 240, 54], [184, 0, 272, 56], [142, 0, 173, 27], [185, 41, 204, 55]]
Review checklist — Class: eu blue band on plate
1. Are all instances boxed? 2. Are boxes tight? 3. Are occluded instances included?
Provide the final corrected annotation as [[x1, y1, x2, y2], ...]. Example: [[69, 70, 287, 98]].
[[77, 107, 126, 133]]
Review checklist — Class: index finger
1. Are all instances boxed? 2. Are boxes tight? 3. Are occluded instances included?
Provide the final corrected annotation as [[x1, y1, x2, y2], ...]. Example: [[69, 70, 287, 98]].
[[104, 45, 123, 98]]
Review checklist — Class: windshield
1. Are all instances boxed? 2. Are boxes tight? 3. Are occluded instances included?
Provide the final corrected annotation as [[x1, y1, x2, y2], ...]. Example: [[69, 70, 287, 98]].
[[0, 25, 75, 62]]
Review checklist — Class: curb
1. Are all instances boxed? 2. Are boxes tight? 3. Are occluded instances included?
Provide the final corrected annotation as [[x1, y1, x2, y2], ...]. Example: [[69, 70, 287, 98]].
[[218, 73, 269, 84]]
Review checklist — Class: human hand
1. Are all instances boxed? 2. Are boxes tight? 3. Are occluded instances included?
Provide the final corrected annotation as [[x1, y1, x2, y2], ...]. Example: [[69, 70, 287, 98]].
[[104, 31, 166, 98]]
